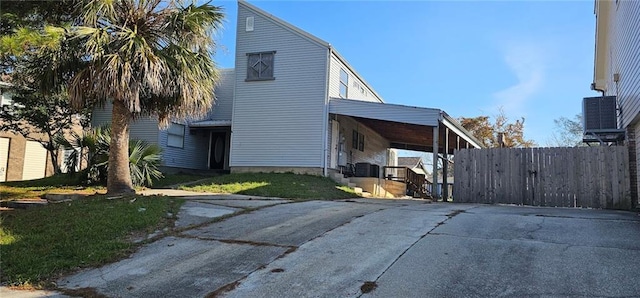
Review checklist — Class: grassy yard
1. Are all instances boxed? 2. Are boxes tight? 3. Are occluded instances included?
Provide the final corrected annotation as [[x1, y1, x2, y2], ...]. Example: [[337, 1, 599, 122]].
[[0, 173, 208, 202], [0, 174, 103, 202], [149, 173, 209, 188], [180, 172, 359, 200], [0, 195, 182, 287]]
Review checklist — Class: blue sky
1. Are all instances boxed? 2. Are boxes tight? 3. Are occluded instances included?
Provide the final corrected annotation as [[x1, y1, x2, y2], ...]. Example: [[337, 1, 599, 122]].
[[211, 0, 599, 146]]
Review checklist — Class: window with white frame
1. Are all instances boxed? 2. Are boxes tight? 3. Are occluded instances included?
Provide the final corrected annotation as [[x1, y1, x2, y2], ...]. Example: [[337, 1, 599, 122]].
[[167, 123, 185, 148], [246, 51, 275, 81], [339, 69, 348, 98]]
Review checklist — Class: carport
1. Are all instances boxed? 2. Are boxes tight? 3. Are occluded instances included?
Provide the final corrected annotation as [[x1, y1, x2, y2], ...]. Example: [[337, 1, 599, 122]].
[[328, 98, 484, 199]]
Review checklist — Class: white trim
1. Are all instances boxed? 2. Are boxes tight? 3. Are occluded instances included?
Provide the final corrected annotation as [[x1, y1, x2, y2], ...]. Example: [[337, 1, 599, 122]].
[[189, 120, 232, 127], [322, 47, 331, 176]]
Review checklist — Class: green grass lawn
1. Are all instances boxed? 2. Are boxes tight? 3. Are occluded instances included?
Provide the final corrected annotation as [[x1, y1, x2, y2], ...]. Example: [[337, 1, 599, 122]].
[[0, 173, 209, 202], [0, 195, 182, 287], [180, 172, 359, 200], [149, 173, 210, 188], [0, 174, 103, 202]]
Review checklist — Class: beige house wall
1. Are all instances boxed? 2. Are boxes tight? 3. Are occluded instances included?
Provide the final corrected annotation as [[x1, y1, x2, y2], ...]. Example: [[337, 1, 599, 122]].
[[0, 131, 56, 181], [334, 115, 390, 172]]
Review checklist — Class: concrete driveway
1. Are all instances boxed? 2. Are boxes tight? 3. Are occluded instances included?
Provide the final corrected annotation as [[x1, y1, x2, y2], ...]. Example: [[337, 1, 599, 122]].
[[53, 194, 640, 297]]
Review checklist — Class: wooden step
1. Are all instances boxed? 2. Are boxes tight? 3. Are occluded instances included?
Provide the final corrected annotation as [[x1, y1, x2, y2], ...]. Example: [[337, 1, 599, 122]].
[[353, 187, 363, 194], [360, 192, 372, 198]]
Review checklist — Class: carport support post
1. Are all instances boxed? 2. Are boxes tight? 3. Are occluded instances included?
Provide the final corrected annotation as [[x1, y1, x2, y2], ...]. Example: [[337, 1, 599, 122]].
[[443, 127, 449, 201], [432, 125, 439, 201]]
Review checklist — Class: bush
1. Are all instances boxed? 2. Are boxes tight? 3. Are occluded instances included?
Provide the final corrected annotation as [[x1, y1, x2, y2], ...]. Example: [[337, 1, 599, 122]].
[[58, 125, 163, 187]]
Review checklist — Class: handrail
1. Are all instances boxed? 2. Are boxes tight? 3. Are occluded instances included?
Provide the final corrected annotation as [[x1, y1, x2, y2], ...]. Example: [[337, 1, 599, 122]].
[[383, 166, 432, 199]]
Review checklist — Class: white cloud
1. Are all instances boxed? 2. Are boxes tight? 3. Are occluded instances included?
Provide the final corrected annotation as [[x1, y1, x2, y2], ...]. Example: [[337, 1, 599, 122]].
[[492, 42, 545, 115]]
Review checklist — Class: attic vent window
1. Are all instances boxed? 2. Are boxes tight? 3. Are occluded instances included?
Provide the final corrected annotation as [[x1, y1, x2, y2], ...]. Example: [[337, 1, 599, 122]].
[[246, 17, 254, 32], [246, 51, 275, 81]]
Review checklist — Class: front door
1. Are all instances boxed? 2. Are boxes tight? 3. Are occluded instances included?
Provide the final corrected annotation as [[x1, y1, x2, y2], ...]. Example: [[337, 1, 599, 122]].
[[209, 132, 227, 170]]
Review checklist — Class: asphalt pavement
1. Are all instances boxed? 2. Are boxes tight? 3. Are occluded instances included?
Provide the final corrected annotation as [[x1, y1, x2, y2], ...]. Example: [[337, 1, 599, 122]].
[[5, 192, 640, 297]]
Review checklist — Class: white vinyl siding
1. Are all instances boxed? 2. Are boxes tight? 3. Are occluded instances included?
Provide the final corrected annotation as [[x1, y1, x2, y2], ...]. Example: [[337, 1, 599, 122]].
[[206, 69, 235, 121], [167, 123, 185, 148], [230, 2, 329, 168], [91, 102, 160, 145], [159, 126, 210, 170], [0, 137, 8, 182], [329, 54, 383, 103], [329, 98, 441, 127], [22, 141, 47, 180], [600, 0, 640, 128]]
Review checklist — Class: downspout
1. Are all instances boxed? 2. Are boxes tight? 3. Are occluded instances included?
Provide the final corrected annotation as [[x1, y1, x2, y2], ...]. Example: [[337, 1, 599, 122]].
[[590, 83, 606, 97], [322, 47, 332, 176]]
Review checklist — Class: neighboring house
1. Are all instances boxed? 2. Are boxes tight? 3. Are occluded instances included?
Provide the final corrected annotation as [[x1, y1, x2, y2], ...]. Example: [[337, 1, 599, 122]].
[[0, 82, 52, 181], [397, 157, 429, 176], [592, 0, 640, 205], [0, 82, 84, 182], [92, 1, 483, 184]]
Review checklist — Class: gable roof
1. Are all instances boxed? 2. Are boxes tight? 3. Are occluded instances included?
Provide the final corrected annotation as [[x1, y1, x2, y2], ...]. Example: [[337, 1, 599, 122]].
[[239, 1, 330, 48], [397, 157, 422, 168], [239, 0, 385, 103]]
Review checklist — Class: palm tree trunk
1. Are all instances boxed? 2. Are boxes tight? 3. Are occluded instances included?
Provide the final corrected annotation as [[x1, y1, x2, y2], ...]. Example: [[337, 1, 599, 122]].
[[107, 100, 134, 194]]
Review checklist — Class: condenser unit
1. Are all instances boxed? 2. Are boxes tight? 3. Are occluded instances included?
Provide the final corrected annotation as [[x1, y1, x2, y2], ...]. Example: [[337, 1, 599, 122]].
[[583, 96, 618, 133]]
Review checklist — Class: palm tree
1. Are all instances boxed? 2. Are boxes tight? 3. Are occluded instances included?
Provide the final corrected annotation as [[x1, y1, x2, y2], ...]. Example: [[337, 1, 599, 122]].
[[64, 0, 223, 194]]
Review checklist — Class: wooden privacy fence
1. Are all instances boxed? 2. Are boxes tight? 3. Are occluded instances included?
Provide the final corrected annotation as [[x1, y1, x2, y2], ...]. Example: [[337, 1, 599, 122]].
[[453, 146, 632, 210]]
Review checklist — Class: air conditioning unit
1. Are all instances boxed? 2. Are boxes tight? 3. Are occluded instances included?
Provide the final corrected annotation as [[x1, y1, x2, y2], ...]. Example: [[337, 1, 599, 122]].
[[583, 96, 617, 133]]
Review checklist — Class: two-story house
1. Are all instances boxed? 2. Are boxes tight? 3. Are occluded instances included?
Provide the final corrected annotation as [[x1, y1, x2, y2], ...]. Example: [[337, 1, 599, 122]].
[[592, 0, 640, 206], [92, 1, 482, 194]]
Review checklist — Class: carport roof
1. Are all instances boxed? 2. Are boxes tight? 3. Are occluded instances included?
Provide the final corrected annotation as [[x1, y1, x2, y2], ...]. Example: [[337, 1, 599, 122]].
[[328, 98, 484, 153]]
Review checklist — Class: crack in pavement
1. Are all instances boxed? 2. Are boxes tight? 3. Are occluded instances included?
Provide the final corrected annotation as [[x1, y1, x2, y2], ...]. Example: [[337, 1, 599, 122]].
[[356, 205, 479, 297], [174, 233, 297, 251], [206, 205, 390, 297], [533, 213, 640, 223], [424, 232, 640, 252], [526, 217, 545, 239]]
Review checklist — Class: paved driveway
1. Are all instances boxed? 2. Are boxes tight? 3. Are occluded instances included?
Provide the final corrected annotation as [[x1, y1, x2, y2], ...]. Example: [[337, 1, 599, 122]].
[[52, 195, 640, 297]]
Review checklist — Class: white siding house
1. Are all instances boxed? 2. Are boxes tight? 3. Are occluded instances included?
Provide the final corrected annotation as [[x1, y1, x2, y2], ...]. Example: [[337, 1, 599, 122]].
[[593, 0, 640, 206], [90, 0, 483, 180]]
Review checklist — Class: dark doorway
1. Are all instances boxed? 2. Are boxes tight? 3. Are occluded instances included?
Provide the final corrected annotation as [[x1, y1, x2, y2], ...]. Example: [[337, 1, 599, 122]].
[[209, 132, 227, 169]]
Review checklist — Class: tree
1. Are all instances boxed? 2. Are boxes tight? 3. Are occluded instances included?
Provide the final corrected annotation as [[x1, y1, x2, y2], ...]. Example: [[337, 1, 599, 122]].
[[1, 1, 82, 75], [548, 114, 584, 147], [0, 88, 89, 174], [459, 109, 536, 148], [1, 1, 87, 175], [4, 0, 225, 194]]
